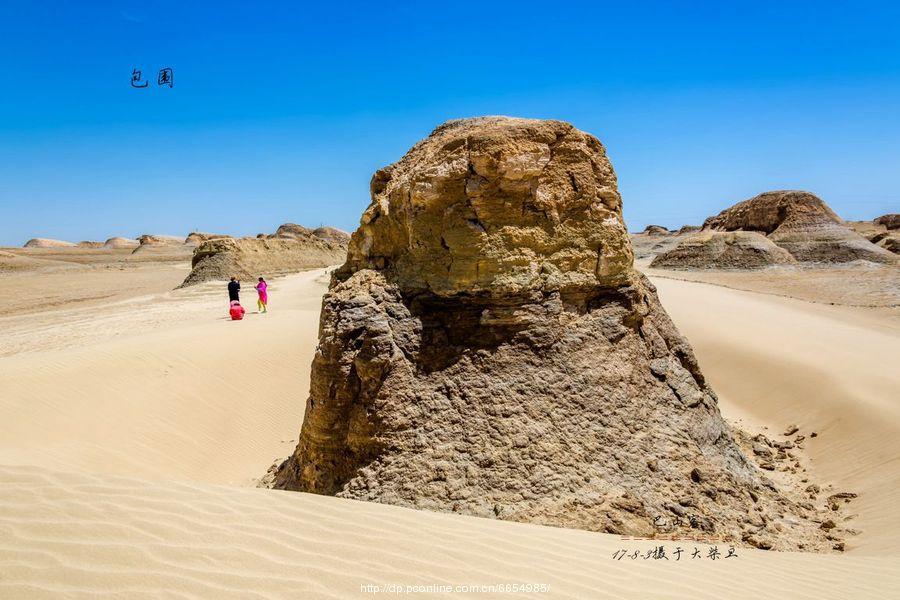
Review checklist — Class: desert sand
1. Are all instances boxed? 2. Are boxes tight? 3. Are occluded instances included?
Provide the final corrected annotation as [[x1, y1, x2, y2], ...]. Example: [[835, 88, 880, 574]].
[[0, 245, 898, 597]]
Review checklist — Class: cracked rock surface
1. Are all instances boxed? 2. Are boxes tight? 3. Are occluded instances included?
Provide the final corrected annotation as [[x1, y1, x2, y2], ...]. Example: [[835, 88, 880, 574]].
[[274, 117, 840, 551]]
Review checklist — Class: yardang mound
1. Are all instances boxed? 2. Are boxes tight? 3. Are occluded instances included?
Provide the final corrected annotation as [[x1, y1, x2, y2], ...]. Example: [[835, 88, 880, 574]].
[[23, 238, 76, 248], [651, 230, 796, 269], [180, 229, 348, 287], [273, 117, 838, 551], [848, 217, 900, 255], [703, 190, 895, 264], [269, 223, 352, 244], [136, 234, 183, 247], [185, 232, 232, 245], [641, 225, 670, 235], [104, 237, 139, 249]]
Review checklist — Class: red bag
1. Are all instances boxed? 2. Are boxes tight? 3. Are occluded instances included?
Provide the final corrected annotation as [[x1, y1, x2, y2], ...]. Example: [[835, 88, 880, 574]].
[[229, 302, 245, 320]]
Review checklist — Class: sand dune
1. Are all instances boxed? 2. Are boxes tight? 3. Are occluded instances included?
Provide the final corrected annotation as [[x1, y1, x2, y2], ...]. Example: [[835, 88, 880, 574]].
[[652, 277, 900, 554], [2, 464, 898, 599], [0, 269, 330, 483], [0, 265, 898, 597]]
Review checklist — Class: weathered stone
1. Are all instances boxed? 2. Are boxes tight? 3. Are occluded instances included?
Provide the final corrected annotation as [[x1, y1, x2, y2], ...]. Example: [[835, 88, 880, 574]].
[[180, 234, 347, 287], [874, 214, 900, 230], [703, 191, 896, 264], [103, 237, 139, 249], [184, 232, 231, 245], [273, 117, 839, 552], [650, 230, 796, 270], [336, 117, 633, 297]]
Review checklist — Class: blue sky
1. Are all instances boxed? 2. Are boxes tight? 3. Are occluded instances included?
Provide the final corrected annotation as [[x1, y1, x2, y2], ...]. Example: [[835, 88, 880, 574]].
[[1, 1, 899, 245]]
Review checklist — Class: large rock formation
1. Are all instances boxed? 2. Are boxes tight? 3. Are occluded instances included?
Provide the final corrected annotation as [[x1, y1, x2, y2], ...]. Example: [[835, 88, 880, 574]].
[[180, 234, 347, 287], [274, 117, 837, 551], [703, 191, 895, 264], [651, 230, 797, 270]]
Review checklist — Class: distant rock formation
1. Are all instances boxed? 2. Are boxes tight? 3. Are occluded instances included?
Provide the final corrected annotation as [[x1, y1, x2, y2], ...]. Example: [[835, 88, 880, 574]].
[[270, 223, 351, 244], [76, 241, 104, 248], [273, 223, 311, 239], [641, 225, 670, 235], [677, 225, 701, 235], [184, 232, 232, 245], [651, 230, 796, 269], [179, 231, 348, 287], [23, 238, 76, 248], [273, 117, 837, 551], [131, 234, 191, 256], [136, 234, 183, 247], [849, 216, 900, 255], [874, 214, 899, 230], [103, 237, 140, 249], [702, 191, 894, 264], [311, 226, 351, 244]]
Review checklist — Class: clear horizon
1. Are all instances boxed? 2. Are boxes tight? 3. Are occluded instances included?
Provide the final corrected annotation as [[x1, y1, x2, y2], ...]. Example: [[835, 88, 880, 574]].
[[1, 1, 899, 246]]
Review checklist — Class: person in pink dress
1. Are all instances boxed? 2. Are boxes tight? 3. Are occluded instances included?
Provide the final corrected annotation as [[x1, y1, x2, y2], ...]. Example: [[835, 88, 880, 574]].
[[255, 277, 268, 313]]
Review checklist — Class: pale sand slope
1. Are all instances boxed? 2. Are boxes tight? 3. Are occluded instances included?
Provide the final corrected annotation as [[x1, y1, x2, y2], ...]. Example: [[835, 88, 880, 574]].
[[3, 464, 897, 600], [0, 269, 330, 483], [651, 277, 900, 555], [1, 268, 899, 597]]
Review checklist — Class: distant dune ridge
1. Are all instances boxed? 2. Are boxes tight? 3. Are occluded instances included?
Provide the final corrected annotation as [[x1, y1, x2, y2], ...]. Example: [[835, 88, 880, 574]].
[[179, 224, 348, 287], [273, 117, 841, 552], [23, 238, 76, 248], [652, 190, 896, 269]]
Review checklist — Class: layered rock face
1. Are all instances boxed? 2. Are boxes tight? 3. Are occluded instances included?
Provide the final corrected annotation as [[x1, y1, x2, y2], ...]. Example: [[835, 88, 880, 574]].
[[180, 234, 347, 287], [651, 230, 797, 269], [274, 117, 835, 550], [703, 191, 895, 264]]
